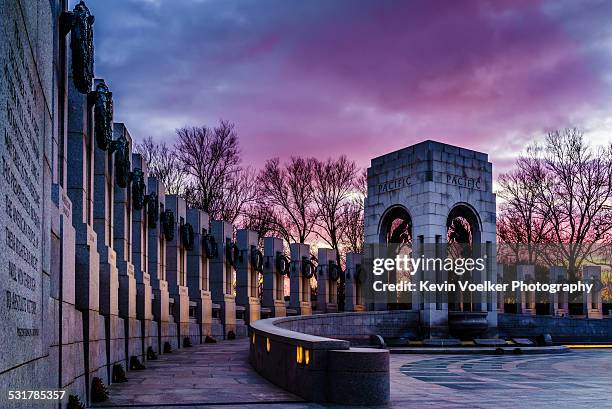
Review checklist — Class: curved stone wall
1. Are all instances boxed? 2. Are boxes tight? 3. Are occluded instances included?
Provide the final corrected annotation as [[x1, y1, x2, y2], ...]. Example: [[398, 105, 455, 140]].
[[273, 310, 419, 344], [249, 313, 392, 405]]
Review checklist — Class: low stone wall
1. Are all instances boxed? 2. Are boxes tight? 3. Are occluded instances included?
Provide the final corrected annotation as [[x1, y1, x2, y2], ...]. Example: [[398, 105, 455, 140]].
[[273, 310, 419, 343], [498, 314, 612, 342], [249, 314, 390, 405]]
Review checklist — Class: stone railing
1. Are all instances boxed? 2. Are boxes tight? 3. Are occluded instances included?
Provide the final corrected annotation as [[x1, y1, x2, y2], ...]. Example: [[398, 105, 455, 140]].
[[249, 313, 391, 406]]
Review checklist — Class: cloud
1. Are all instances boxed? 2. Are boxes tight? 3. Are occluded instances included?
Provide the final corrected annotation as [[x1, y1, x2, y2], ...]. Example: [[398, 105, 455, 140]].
[[87, 0, 612, 177]]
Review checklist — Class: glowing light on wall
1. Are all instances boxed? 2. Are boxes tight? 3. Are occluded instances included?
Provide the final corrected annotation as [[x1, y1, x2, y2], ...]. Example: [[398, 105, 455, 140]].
[[296, 345, 303, 364], [266, 337, 271, 353]]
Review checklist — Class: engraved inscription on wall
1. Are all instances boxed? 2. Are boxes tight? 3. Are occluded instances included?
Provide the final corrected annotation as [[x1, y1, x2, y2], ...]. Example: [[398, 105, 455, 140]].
[[1, 15, 45, 372]]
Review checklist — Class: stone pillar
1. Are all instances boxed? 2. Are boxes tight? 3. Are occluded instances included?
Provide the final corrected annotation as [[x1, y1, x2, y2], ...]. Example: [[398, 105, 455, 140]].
[[67, 70, 108, 390], [89, 94, 126, 382], [289, 243, 312, 315], [496, 264, 505, 313], [185, 208, 218, 342], [262, 237, 287, 317], [165, 195, 190, 347], [113, 123, 144, 368], [210, 220, 239, 338], [131, 153, 154, 357], [516, 265, 536, 315], [345, 253, 365, 312], [549, 266, 568, 316], [316, 248, 339, 313], [147, 176, 171, 353], [236, 229, 262, 324], [583, 266, 603, 319], [112, 123, 141, 368]]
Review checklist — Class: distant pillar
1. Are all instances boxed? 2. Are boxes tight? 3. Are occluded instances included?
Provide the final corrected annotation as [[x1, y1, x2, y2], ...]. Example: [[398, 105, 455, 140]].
[[316, 248, 339, 313], [549, 266, 568, 316], [236, 229, 262, 324], [262, 237, 288, 317], [516, 265, 536, 315], [186, 208, 214, 341], [112, 123, 141, 364], [165, 195, 190, 347], [345, 253, 365, 312], [496, 264, 505, 313], [210, 221, 238, 338], [131, 154, 154, 353], [583, 266, 603, 319], [66, 73, 108, 387], [147, 176, 171, 353], [289, 243, 313, 315]]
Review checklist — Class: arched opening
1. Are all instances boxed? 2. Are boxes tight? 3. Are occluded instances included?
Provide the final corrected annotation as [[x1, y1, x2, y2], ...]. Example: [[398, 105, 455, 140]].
[[379, 206, 413, 309], [447, 204, 481, 312]]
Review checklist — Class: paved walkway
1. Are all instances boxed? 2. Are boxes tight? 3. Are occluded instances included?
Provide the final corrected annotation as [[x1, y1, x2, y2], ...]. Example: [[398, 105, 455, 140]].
[[95, 339, 303, 408], [96, 342, 612, 409]]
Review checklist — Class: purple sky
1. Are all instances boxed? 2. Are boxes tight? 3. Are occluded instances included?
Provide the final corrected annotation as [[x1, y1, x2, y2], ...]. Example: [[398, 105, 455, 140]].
[[88, 0, 612, 178]]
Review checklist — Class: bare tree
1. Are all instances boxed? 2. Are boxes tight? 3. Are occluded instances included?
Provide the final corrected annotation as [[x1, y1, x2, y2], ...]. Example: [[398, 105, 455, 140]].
[[312, 155, 358, 266], [536, 129, 612, 279], [502, 128, 612, 280], [135, 136, 186, 195], [341, 169, 366, 254], [258, 157, 318, 244], [176, 121, 255, 221], [497, 152, 553, 264], [240, 200, 276, 241]]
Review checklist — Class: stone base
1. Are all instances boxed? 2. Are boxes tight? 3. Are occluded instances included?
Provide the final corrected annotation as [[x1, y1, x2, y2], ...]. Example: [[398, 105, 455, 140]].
[[159, 321, 179, 353], [188, 321, 202, 344], [143, 319, 158, 356], [211, 319, 224, 339], [219, 295, 237, 338], [236, 319, 248, 338], [177, 321, 191, 347], [106, 315, 127, 381], [316, 303, 338, 314], [242, 297, 261, 324], [125, 317, 144, 363], [266, 300, 286, 317], [85, 309, 110, 390], [291, 301, 312, 316]]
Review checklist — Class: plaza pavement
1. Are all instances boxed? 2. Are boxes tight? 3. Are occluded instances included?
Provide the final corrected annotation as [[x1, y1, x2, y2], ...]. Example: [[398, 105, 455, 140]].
[[94, 339, 612, 409]]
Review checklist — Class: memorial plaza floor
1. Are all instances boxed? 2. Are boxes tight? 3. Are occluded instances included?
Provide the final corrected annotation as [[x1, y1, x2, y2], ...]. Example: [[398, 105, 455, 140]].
[[94, 340, 612, 409]]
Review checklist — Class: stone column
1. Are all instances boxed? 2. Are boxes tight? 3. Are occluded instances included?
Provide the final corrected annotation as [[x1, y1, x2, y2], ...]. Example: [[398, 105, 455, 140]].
[[67, 71, 108, 390], [289, 243, 312, 315], [90, 93, 126, 381], [583, 266, 603, 319], [496, 264, 505, 313], [165, 195, 190, 347], [345, 253, 365, 312], [210, 220, 238, 338], [262, 237, 287, 317], [147, 176, 170, 353], [316, 248, 339, 313], [549, 266, 568, 316], [131, 153, 154, 357], [516, 265, 536, 315], [236, 229, 262, 324], [185, 208, 216, 342], [112, 123, 141, 368]]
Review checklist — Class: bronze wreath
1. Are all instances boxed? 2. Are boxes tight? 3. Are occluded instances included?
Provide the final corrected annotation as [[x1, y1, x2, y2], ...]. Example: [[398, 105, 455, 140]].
[[301, 256, 317, 279], [161, 209, 175, 241], [250, 246, 264, 273], [145, 192, 158, 228], [203, 233, 218, 259], [181, 223, 195, 251], [92, 81, 113, 150], [131, 168, 146, 210], [275, 252, 291, 276], [68, 1, 95, 94]]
